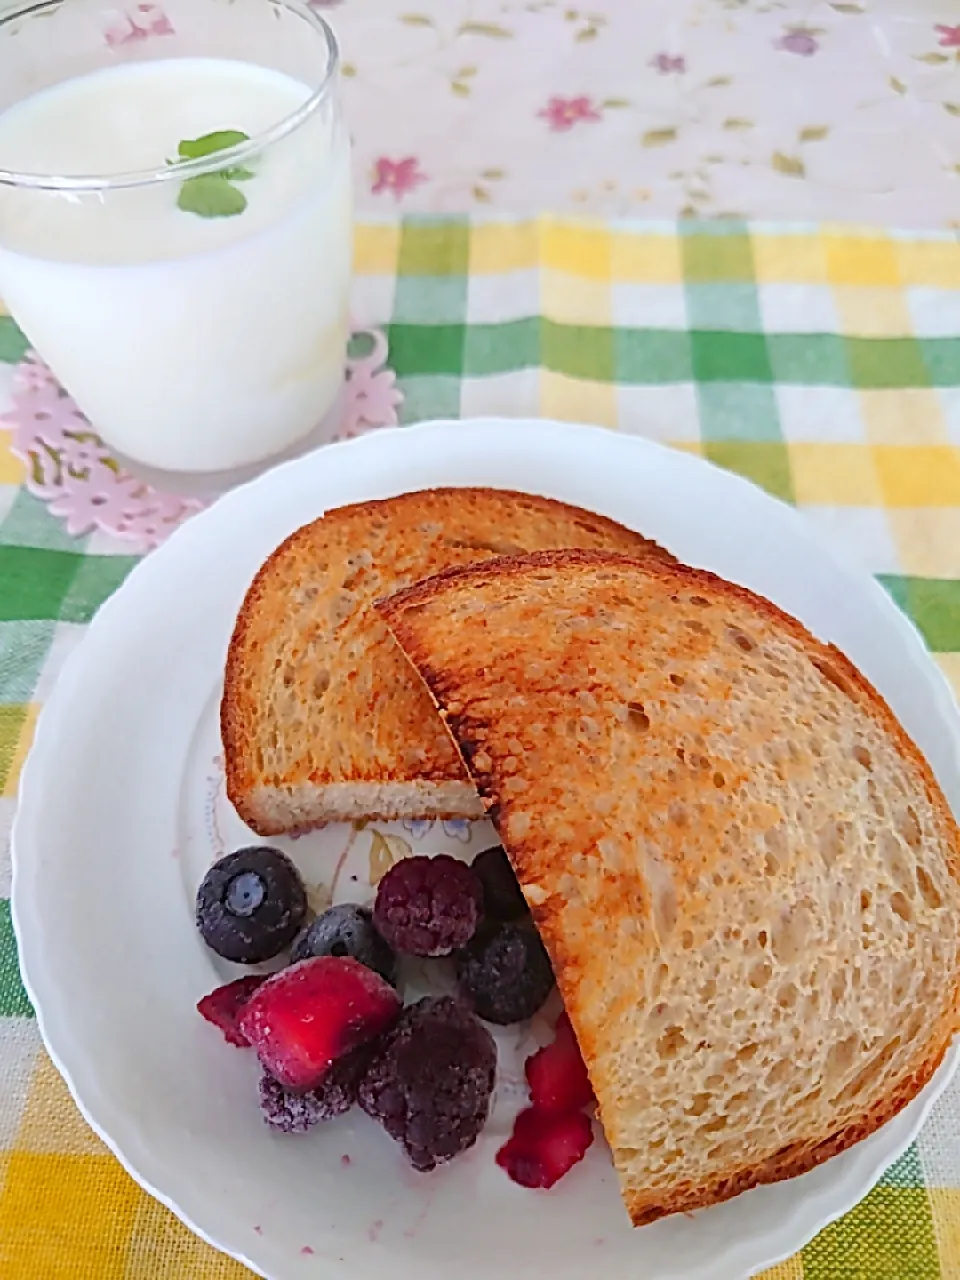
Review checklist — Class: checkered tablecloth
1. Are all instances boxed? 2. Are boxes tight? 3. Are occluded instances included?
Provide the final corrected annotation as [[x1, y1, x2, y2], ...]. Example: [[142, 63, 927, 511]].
[[2, 216, 960, 1277]]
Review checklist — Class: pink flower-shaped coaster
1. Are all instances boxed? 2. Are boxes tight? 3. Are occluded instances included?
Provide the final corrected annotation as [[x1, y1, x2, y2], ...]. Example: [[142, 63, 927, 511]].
[[3, 326, 403, 553]]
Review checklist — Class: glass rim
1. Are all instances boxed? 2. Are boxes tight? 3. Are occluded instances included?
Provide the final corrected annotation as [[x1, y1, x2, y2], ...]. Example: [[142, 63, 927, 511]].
[[0, 0, 339, 193]]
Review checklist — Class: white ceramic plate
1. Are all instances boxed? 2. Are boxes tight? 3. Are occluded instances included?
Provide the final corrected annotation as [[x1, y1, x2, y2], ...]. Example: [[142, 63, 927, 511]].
[[13, 418, 960, 1280]]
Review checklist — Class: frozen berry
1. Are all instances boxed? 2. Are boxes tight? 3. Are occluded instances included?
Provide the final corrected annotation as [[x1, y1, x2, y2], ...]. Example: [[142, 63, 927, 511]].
[[525, 1013, 594, 1113], [457, 922, 554, 1025], [196, 847, 307, 964], [358, 996, 497, 1171], [374, 854, 482, 957], [291, 904, 397, 986], [197, 975, 266, 1047], [496, 1107, 594, 1189], [472, 846, 529, 922], [259, 1048, 369, 1132], [238, 956, 401, 1091]]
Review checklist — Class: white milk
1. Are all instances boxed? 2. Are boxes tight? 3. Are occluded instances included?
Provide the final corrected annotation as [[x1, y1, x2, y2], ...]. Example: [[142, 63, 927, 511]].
[[0, 58, 352, 474]]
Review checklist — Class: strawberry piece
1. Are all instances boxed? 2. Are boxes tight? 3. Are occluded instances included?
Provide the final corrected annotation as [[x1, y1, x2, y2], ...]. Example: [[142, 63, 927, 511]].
[[197, 975, 266, 1047], [525, 1012, 594, 1113], [496, 1107, 594, 1189], [555, 1012, 575, 1039], [237, 956, 401, 1091]]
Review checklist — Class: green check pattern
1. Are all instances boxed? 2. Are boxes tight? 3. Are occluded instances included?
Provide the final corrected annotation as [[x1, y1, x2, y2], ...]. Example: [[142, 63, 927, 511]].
[[1, 215, 960, 1277], [387, 323, 960, 388]]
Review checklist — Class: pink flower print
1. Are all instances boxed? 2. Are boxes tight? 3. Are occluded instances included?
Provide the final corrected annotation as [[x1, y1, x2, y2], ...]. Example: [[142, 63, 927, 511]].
[[538, 96, 602, 133], [59, 431, 106, 481], [10, 353, 69, 406], [141, 3, 174, 35], [936, 24, 960, 47], [105, 4, 175, 48], [6, 359, 67, 419], [13, 354, 48, 396], [650, 53, 686, 75], [371, 157, 428, 200], [339, 364, 402, 439], [47, 468, 127, 540], [336, 327, 402, 440], [6, 351, 200, 549], [46, 465, 200, 548], [775, 29, 819, 56]]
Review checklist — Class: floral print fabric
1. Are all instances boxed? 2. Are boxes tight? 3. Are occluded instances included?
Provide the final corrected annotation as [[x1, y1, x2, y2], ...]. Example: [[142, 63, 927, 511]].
[[320, 0, 960, 225]]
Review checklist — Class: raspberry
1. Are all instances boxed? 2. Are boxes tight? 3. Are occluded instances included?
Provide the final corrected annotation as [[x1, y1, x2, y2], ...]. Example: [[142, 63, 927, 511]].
[[471, 846, 529, 922], [259, 1048, 368, 1133], [197, 975, 266, 1047], [525, 1013, 594, 1113], [373, 854, 482, 957], [457, 922, 554, 1025], [358, 996, 497, 1171], [496, 1107, 594, 1189], [238, 956, 401, 1091]]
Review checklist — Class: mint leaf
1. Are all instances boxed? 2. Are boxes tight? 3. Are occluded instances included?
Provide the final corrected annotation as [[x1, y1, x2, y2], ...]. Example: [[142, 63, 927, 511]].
[[175, 129, 254, 218], [178, 129, 250, 160], [219, 164, 255, 182], [177, 174, 247, 218]]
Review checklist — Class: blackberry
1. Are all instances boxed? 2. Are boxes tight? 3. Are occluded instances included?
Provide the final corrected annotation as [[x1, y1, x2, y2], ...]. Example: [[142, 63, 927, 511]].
[[196, 847, 307, 964], [471, 846, 529, 922], [358, 996, 497, 1171], [457, 922, 554, 1025], [291, 904, 398, 986], [373, 854, 482, 957]]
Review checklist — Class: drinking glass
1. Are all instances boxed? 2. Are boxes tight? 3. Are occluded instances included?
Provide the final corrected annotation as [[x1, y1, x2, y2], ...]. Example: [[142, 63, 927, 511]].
[[0, 0, 352, 491]]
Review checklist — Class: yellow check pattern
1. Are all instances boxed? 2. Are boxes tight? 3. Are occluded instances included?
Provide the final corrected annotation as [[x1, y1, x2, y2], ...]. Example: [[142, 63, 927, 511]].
[[2, 217, 960, 1277]]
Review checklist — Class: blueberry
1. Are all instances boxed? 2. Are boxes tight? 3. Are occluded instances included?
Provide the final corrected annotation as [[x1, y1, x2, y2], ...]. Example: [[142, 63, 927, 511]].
[[290, 904, 398, 986], [196, 847, 307, 964], [457, 922, 555, 1025], [471, 846, 529, 922]]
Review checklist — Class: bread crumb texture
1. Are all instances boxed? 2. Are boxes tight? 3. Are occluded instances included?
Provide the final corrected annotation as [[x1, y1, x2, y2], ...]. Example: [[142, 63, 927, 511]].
[[379, 548, 960, 1225]]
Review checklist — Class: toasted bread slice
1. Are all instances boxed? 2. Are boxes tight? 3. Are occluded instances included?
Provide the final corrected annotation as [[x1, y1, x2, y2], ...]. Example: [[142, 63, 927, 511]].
[[378, 549, 960, 1226], [221, 490, 670, 835]]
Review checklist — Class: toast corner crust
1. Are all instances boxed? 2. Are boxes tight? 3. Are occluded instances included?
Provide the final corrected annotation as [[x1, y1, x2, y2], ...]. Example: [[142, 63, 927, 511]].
[[624, 1034, 952, 1225]]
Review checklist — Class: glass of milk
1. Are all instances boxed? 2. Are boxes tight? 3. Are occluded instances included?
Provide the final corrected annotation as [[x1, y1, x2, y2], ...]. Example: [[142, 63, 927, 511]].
[[0, 0, 352, 490]]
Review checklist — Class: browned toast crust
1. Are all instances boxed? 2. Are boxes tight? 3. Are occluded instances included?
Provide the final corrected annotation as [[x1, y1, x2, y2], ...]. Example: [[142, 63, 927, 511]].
[[378, 547, 958, 859], [221, 492, 671, 833], [378, 548, 960, 1226]]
